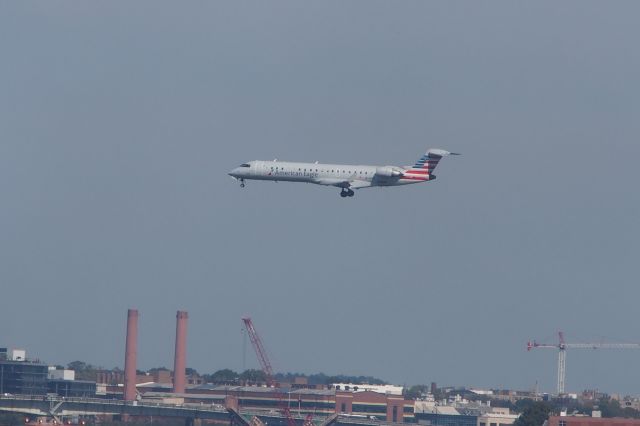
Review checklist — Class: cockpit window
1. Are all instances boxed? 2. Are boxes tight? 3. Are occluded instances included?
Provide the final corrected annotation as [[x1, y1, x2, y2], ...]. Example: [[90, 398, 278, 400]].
[[239, 163, 250, 167]]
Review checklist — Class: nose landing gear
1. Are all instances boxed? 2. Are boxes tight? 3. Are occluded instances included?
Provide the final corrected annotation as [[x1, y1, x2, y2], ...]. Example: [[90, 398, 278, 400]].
[[340, 188, 355, 198], [239, 179, 245, 188]]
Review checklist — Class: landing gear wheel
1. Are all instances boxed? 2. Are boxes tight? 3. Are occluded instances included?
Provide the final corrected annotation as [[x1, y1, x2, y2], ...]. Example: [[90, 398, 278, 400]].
[[340, 190, 348, 198], [239, 179, 245, 188], [347, 189, 355, 197]]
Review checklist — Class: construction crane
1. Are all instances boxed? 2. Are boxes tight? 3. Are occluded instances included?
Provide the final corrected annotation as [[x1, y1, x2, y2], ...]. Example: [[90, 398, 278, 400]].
[[242, 317, 275, 385], [241, 317, 297, 426], [527, 331, 640, 395]]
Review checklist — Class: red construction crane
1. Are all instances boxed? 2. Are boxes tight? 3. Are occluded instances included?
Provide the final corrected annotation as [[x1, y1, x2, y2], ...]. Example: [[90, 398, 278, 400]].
[[242, 317, 298, 426], [527, 331, 640, 395], [242, 317, 275, 384]]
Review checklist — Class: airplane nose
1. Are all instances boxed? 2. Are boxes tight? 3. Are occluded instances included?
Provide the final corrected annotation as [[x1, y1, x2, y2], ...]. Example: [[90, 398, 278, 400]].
[[228, 168, 240, 178]]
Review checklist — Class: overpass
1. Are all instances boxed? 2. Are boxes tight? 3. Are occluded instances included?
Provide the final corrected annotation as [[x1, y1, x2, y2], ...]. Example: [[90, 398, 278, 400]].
[[0, 395, 394, 426], [0, 394, 229, 424]]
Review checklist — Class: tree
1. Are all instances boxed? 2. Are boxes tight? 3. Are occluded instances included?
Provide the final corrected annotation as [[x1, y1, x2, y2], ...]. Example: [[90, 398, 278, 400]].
[[404, 385, 430, 400], [597, 398, 624, 418], [203, 369, 238, 383], [205, 369, 240, 383], [240, 369, 267, 383], [67, 361, 89, 372], [514, 401, 553, 426], [325, 375, 386, 385], [66, 361, 101, 381]]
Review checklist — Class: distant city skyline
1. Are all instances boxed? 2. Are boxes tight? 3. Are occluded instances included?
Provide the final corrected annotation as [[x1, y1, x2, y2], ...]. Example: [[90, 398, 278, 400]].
[[1, 2, 639, 396]]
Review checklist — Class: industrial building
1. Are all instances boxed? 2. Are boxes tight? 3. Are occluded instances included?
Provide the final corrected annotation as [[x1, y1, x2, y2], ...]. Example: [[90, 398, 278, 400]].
[[0, 349, 97, 398], [478, 408, 518, 426], [124, 384, 415, 423], [0, 349, 49, 395], [116, 310, 416, 422], [47, 379, 97, 398], [415, 406, 477, 426], [414, 400, 518, 426], [547, 415, 640, 426], [3, 310, 417, 423]]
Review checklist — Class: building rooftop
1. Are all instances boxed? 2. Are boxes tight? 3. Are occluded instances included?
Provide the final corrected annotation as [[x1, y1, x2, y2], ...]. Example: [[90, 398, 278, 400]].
[[193, 385, 287, 393], [290, 388, 336, 396], [143, 391, 225, 400], [332, 384, 403, 396]]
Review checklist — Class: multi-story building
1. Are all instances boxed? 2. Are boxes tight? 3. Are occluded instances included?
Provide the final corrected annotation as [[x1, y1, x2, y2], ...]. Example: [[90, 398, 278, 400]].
[[0, 359, 48, 395], [336, 389, 412, 422], [132, 384, 415, 423], [478, 408, 518, 426], [415, 400, 518, 426], [47, 379, 97, 398], [548, 415, 640, 426], [415, 405, 477, 426]]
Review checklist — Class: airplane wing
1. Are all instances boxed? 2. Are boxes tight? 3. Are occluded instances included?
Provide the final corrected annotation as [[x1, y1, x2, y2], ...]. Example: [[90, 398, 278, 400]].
[[312, 178, 371, 189]]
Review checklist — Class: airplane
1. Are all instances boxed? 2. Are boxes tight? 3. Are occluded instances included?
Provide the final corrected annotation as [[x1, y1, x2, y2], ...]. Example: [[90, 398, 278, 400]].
[[229, 148, 459, 197]]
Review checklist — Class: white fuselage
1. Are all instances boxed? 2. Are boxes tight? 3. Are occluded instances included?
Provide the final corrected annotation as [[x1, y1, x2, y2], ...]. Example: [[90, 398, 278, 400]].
[[229, 149, 457, 197], [229, 160, 428, 189]]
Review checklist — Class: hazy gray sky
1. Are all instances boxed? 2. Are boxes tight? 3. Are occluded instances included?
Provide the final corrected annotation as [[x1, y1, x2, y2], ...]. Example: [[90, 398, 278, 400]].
[[1, 2, 639, 395]]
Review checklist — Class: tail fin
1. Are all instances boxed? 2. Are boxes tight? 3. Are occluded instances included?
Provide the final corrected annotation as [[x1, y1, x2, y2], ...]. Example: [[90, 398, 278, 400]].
[[403, 149, 460, 180]]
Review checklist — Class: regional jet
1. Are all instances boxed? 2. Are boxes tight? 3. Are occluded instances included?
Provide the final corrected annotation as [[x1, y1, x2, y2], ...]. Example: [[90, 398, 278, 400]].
[[229, 149, 459, 197]]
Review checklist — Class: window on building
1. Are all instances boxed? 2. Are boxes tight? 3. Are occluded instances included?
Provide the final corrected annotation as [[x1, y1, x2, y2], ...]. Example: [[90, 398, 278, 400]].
[[559, 421, 567, 426], [341, 403, 346, 413]]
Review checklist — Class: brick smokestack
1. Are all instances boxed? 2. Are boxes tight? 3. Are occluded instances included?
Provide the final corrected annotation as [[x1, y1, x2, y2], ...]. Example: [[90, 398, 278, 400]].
[[172, 310, 188, 393], [124, 309, 139, 401]]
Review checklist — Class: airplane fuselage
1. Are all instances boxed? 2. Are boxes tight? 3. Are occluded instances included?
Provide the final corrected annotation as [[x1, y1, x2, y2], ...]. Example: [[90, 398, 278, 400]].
[[229, 149, 458, 197], [232, 161, 425, 186]]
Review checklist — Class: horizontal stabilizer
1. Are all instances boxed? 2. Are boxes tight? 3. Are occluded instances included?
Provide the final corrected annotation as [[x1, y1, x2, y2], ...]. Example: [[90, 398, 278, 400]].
[[427, 149, 461, 157]]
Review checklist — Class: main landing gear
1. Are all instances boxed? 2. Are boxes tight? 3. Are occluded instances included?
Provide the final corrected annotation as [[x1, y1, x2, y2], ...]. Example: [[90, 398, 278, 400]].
[[340, 188, 355, 198]]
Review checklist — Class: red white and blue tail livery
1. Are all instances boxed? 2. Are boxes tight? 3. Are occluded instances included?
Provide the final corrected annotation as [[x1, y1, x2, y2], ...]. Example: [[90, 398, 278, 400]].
[[229, 148, 459, 197], [401, 148, 459, 182]]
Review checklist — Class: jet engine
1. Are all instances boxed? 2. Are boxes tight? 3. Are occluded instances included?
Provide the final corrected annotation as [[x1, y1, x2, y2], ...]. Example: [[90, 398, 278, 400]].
[[375, 166, 403, 177]]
